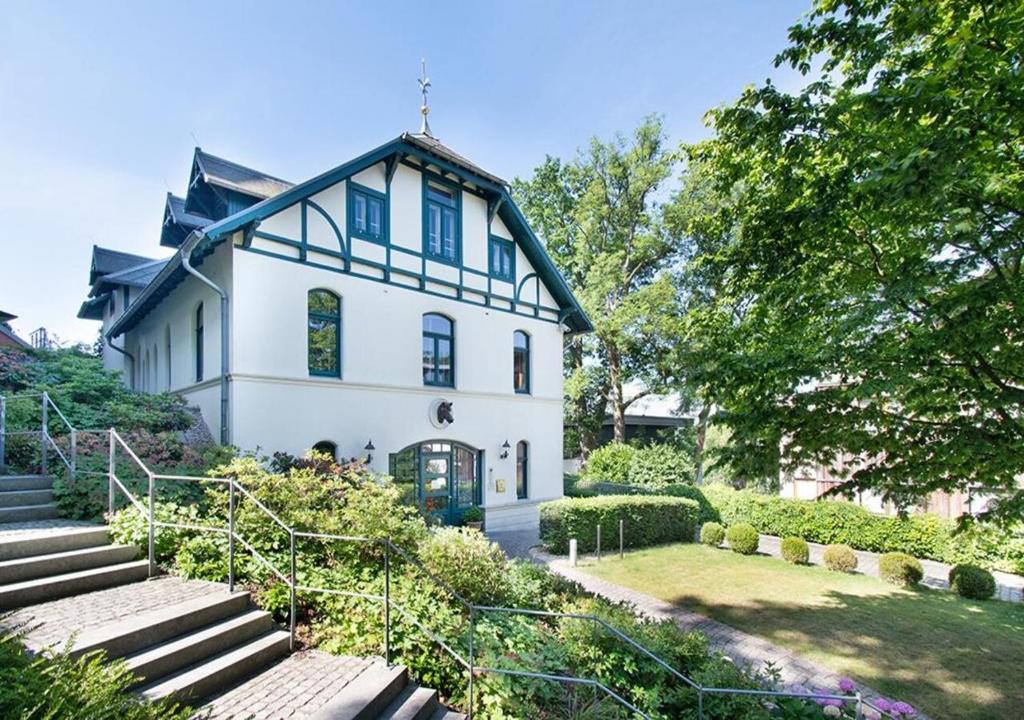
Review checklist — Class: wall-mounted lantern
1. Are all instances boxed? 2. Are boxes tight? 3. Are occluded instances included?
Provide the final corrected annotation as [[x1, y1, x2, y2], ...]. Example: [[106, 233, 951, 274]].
[[364, 439, 375, 464], [499, 439, 510, 460]]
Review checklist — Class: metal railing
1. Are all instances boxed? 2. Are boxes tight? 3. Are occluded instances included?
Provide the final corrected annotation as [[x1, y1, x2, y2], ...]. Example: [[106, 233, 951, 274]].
[[1, 392, 895, 719]]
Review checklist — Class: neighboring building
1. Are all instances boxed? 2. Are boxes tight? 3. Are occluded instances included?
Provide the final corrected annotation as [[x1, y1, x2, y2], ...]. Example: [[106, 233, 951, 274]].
[[78, 131, 591, 533], [0, 311, 30, 349]]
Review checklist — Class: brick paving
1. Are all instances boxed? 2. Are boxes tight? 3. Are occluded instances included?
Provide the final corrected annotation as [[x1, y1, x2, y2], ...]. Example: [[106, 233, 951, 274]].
[[198, 651, 377, 720], [757, 534, 1023, 603], [0, 575, 228, 651]]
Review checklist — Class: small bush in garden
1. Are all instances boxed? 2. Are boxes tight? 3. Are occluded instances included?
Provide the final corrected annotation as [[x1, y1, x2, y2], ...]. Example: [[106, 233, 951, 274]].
[[539, 495, 700, 554], [726, 523, 759, 555], [627, 443, 694, 487], [780, 536, 809, 564], [879, 552, 924, 587], [701, 522, 725, 547], [949, 564, 996, 600], [823, 544, 858, 573], [418, 527, 511, 605], [660, 484, 720, 525], [579, 443, 636, 484]]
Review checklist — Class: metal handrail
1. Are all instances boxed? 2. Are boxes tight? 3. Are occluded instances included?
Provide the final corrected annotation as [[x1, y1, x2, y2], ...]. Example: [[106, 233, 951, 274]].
[[1, 392, 891, 720]]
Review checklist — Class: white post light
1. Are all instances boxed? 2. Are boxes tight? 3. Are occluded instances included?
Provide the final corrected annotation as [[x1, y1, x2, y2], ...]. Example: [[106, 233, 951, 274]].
[[569, 538, 577, 567]]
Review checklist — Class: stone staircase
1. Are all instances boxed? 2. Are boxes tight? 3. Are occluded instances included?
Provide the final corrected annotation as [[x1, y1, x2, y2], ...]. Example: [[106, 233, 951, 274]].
[[0, 473, 465, 719]]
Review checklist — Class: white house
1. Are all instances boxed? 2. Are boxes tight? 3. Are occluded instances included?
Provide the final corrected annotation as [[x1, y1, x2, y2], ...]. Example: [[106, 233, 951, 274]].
[[77, 131, 592, 532]]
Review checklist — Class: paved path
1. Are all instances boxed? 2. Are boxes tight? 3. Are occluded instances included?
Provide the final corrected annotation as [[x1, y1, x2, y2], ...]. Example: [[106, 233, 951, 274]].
[[199, 651, 376, 719], [757, 534, 1023, 602]]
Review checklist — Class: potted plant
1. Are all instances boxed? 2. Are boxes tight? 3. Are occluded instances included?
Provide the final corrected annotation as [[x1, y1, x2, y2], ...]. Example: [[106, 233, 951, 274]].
[[462, 506, 484, 531]]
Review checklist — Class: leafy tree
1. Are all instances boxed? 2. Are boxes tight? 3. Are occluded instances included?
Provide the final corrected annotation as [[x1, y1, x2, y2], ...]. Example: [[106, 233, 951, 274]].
[[514, 116, 683, 447], [685, 0, 1024, 521]]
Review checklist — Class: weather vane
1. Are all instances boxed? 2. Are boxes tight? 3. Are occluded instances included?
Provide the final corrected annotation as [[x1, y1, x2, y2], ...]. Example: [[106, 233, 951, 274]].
[[418, 58, 433, 137]]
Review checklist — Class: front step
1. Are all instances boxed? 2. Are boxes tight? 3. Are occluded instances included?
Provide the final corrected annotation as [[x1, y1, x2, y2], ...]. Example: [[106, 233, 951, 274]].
[[0, 559, 149, 609], [0, 544, 138, 584], [124, 609, 274, 685], [0, 503, 60, 523], [309, 664, 409, 720], [139, 630, 290, 704], [380, 685, 439, 720], [0, 475, 54, 491], [0, 488, 53, 508], [0, 526, 109, 561]]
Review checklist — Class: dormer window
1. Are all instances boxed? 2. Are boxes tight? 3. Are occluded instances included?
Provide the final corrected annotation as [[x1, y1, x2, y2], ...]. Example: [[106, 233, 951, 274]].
[[423, 180, 460, 265], [348, 183, 386, 244], [489, 237, 515, 282]]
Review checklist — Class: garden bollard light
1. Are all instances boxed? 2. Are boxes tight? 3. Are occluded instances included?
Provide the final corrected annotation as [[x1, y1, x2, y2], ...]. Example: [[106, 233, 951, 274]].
[[569, 538, 577, 567], [596, 524, 601, 562], [619, 518, 624, 559]]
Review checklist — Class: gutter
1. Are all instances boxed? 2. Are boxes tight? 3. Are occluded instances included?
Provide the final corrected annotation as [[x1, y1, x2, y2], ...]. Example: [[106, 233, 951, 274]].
[[180, 231, 230, 445], [105, 336, 136, 389]]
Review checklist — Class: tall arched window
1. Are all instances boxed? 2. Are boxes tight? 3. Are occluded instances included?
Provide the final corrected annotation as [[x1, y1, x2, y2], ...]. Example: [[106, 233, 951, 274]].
[[165, 325, 172, 389], [422, 313, 454, 387], [513, 331, 530, 394], [194, 303, 204, 383], [312, 440, 338, 461], [308, 290, 342, 377], [151, 343, 159, 392], [516, 441, 529, 500]]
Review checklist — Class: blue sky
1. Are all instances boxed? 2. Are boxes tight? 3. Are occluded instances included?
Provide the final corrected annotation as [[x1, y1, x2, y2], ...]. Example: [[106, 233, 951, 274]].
[[0, 0, 810, 345]]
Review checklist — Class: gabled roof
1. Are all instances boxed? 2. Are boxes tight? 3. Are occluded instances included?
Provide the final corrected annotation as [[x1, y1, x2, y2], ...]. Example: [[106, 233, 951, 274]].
[[77, 294, 109, 320], [0, 311, 30, 348], [161, 193, 210, 248], [89, 245, 157, 285], [193, 148, 293, 200], [110, 135, 593, 338], [0, 310, 15, 323], [99, 258, 168, 289]]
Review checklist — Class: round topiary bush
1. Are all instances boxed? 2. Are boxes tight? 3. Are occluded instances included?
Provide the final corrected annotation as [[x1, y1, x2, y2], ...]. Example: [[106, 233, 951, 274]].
[[781, 536, 809, 564], [701, 522, 725, 547], [823, 544, 858, 573], [879, 552, 924, 587], [948, 564, 996, 600], [726, 523, 759, 555]]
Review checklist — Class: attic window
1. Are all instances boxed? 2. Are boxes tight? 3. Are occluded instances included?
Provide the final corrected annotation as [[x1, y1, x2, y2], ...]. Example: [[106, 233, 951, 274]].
[[348, 183, 386, 244], [424, 180, 460, 265], [489, 237, 515, 282]]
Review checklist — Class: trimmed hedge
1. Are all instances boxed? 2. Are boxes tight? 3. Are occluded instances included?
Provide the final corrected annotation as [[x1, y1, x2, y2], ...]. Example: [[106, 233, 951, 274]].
[[949, 564, 996, 600], [781, 536, 809, 564], [700, 522, 725, 547], [539, 495, 700, 554], [703, 485, 1024, 575], [879, 552, 924, 587], [726, 524, 759, 555], [823, 544, 858, 573]]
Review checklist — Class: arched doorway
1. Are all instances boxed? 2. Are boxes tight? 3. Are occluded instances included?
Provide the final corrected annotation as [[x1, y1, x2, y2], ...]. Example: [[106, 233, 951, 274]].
[[389, 440, 482, 525]]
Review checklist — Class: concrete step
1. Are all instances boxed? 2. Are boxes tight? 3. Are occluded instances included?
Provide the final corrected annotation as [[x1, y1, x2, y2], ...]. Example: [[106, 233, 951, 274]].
[[124, 609, 274, 686], [380, 685, 439, 720], [429, 710, 466, 720], [0, 559, 149, 609], [0, 503, 60, 523], [308, 663, 408, 720], [0, 544, 138, 584], [138, 630, 290, 704], [0, 526, 109, 561], [0, 475, 54, 491], [0, 489, 53, 508], [70, 590, 252, 660]]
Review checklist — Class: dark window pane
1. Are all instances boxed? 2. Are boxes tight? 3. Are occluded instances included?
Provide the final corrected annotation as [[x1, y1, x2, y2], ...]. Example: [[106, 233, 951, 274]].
[[516, 441, 528, 499], [308, 290, 340, 376], [368, 198, 382, 235], [309, 290, 339, 315], [422, 336, 435, 383], [353, 193, 367, 232]]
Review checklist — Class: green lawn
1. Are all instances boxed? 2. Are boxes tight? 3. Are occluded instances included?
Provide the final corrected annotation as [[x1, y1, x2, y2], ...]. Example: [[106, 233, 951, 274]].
[[579, 543, 1024, 720]]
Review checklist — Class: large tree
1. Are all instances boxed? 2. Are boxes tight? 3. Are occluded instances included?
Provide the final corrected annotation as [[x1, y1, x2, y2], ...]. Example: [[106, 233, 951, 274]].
[[515, 117, 682, 449], [686, 0, 1024, 521]]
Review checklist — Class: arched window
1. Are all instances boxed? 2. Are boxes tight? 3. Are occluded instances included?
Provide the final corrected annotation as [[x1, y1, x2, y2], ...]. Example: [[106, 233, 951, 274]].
[[422, 313, 454, 387], [152, 343, 159, 392], [195, 303, 204, 383], [516, 441, 529, 500], [165, 325, 172, 389], [143, 348, 150, 392], [312, 440, 337, 461], [513, 331, 530, 394], [308, 290, 341, 377]]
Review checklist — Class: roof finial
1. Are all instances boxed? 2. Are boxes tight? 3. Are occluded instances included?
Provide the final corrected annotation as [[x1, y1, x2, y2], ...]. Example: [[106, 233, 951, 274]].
[[418, 58, 433, 137]]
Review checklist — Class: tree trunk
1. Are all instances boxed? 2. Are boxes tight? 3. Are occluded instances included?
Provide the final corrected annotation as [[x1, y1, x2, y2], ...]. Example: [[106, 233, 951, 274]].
[[693, 403, 711, 485], [608, 345, 627, 443]]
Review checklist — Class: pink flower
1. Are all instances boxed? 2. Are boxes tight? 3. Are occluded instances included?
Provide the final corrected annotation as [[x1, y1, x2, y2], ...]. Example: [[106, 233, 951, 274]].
[[892, 701, 916, 717], [875, 698, 893, 712], [838, 677, 856, 693]]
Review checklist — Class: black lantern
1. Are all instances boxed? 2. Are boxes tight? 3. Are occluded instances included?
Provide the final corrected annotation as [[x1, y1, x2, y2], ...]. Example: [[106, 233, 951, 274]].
[[364, 439, 375, 463], [499, 439, 510, 459]]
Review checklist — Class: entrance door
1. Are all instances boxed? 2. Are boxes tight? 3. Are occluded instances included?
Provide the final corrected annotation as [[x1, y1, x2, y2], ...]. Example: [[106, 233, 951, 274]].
[[419, 451, 452, 524]]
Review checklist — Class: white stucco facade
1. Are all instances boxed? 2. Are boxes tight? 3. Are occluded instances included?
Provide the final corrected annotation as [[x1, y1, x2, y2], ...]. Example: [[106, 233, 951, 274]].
[[94, 136, 589, 533]]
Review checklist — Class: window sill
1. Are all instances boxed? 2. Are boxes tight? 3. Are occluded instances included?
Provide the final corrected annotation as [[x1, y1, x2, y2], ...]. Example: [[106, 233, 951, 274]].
[[351, 232, 388, 246], [423, 252, 461, 268]]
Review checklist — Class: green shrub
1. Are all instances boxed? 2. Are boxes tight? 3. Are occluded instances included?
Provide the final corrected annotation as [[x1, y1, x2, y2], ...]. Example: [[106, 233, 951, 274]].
[[539, 495, 700, 554], [700, 522, 725, 547], [418, 527, 511, 605], [627, 444, 694, 487], [780, 536, 809, 564], [726, 524, 759, 555], [579, 443, 636, 484], [949, 564, 996, 600], [702, 484, 1024, 575], [823, 544, 858, 573], [660, 484, 720, 525], [879, 552, 924, 587]]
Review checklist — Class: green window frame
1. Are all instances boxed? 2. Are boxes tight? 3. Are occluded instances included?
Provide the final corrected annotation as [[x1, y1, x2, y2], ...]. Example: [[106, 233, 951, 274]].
[[347, 182, 387, 244], [489, 236, 515, 282], [516, 440, 529, 500], [422, 312, 454, 387], [423, 177, 461, 265], [513, 330, 530, 394], [308, 289, 341, 377]]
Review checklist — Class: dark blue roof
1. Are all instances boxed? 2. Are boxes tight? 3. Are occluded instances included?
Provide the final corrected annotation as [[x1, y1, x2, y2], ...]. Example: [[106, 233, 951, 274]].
[[89, 245, 158, 285], [162, 194, 210, 248]]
